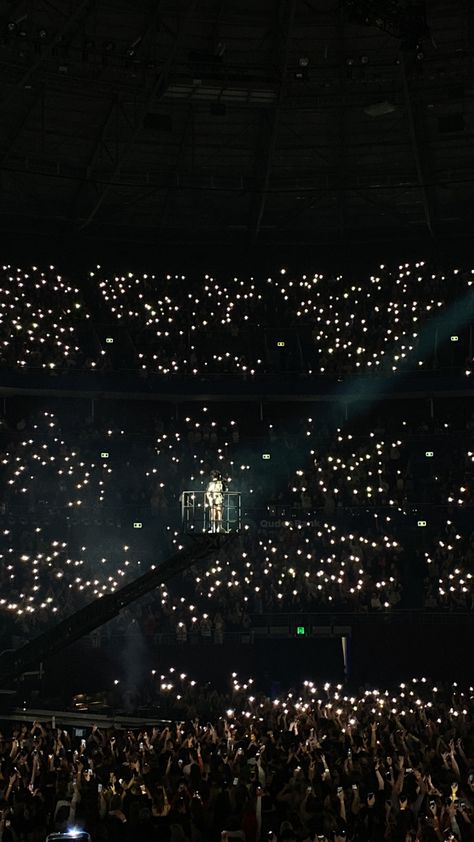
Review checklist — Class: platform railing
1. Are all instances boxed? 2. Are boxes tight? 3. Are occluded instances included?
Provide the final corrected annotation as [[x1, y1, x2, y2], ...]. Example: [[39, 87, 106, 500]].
[[180, 490, 242, 533]]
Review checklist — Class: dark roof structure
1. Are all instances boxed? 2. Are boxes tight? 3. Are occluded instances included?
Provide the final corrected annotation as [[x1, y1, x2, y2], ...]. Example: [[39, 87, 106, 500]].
[[0, 0, 472, 253]]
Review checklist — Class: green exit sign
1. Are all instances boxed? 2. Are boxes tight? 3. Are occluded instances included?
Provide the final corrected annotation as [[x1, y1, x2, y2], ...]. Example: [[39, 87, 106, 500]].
[[296, 626, 306, 636], [417, 520, 427, 527], [262, 453, 271, 460], [133, 522, 143, 529], [425, 451, 434, 458], [450, 336, 459, 342], [105, 337, 114, 344], [277, 341, 285, 347], [101, 452, 109, 459]]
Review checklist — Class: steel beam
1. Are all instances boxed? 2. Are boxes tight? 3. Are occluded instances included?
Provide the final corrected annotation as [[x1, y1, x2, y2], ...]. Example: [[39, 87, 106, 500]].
[[0, 89, 44, 167], [0, 0, 97, 165], [0, 0, 93, 109], [274, 181, 412, 235], [2, 151, 474, 197], [249, 0, 295, 240], [211, 0, 227, 50], [335, 0, 346, 239], [468, 0, 474, 81], [89, 105, 191, 227], [158, 106, 194, 230], [153, 0, 227, 228], [72, 0, 167, 222], [400, 50, 436, 238], [69, 97, 119, 220], [78, 0, 198, 231]]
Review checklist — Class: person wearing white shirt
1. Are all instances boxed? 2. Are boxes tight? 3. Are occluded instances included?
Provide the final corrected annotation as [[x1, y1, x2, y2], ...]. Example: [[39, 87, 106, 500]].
[[206, 471, 224, 532]]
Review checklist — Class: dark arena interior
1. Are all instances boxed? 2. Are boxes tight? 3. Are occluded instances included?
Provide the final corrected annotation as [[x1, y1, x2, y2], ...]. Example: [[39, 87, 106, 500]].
[[0, 1, 473, 841]]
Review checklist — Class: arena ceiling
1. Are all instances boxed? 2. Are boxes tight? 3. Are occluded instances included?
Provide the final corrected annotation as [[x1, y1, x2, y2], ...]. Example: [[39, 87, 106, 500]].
[[0, 0, 472, 251]]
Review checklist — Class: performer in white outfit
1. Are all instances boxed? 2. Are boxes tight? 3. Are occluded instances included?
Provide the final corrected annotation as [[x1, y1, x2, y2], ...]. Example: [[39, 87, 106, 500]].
[[206, 471, 224, 532]]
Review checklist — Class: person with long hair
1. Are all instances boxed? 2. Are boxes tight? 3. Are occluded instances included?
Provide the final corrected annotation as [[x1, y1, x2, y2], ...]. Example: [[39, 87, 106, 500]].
[[206, 471, 225, 532]]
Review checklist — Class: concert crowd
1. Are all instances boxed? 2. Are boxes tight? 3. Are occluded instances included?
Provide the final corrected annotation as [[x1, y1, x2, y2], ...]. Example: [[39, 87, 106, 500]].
[[1, 678, 473, 842]]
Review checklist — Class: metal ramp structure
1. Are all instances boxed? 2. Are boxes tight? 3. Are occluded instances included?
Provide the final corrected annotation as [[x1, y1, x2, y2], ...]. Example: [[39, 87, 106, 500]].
[[180, 490, 242, 534], [0, 533, 233, 686]]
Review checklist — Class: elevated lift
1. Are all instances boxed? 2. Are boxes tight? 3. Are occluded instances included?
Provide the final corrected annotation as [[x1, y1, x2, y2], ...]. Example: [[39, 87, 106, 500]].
[[180, 489, 242, 533], [0, 533, 234, 685]]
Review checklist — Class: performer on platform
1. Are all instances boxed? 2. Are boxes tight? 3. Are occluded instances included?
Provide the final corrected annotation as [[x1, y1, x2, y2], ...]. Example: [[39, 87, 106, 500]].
[[206, 470, 225, 532]]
